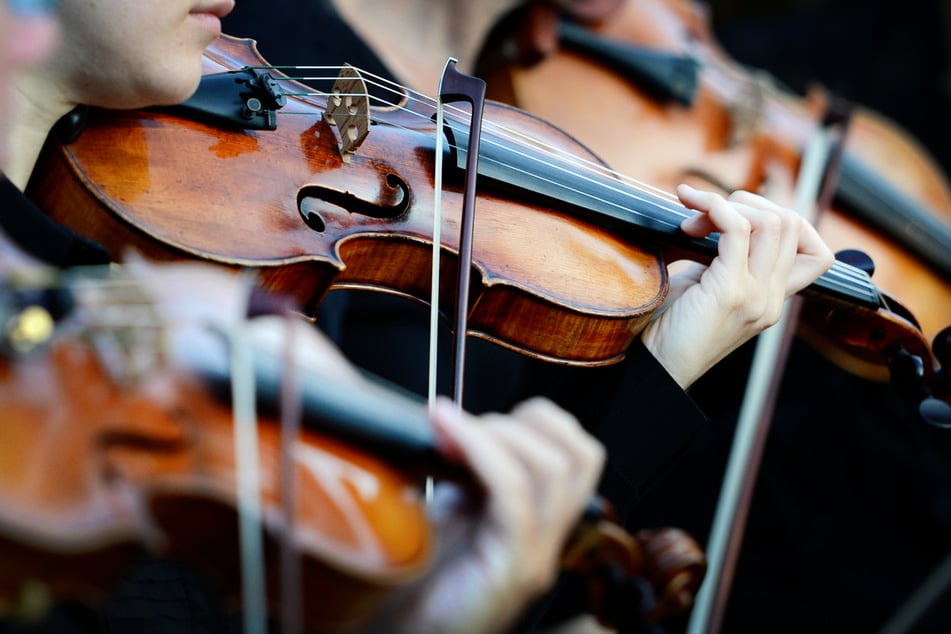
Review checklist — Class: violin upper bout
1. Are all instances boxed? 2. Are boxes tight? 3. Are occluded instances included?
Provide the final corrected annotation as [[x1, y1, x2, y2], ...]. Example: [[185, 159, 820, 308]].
[[203, 34, 269, 74]]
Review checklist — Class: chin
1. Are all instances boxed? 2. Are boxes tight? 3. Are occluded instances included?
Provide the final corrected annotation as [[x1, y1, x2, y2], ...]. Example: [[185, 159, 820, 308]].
[[88, 56, 205, 110], [139, 70, 204, 108], [158, 80, 203, 106]]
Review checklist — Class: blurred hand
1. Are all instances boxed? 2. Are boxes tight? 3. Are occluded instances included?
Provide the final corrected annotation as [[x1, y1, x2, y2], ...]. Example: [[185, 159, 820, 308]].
[[380, 396, 605, 634], [640, 184, 834, 388]]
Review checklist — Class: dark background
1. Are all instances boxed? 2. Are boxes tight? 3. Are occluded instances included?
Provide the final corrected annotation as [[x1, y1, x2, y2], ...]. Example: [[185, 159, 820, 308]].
[[709, 0, 950, 176]]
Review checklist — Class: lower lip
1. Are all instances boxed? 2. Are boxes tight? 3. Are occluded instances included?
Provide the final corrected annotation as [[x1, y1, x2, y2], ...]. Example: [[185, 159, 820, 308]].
[[189, 12, 223, 36]]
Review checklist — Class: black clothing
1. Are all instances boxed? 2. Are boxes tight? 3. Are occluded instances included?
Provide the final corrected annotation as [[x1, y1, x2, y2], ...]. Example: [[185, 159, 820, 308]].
[[638, 340, 951, 634], [0, 178, 108, 267]]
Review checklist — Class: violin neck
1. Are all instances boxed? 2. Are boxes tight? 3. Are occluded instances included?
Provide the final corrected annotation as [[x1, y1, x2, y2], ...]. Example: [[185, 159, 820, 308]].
[[836, 152, 951, 280], [445, 120, 882, 311], [190, 339, 471, 484]]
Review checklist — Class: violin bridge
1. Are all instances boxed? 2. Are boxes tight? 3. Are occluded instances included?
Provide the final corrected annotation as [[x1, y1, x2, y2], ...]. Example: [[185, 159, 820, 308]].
[[326, 65, 370, 162]]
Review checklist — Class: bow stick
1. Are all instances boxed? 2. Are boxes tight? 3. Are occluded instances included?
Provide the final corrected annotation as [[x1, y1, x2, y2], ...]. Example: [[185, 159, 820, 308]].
[[687, 103, 853, 634]]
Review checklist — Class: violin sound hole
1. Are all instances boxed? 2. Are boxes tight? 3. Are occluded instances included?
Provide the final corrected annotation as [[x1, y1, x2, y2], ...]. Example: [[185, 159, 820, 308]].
[[300, 205, 326, 232], [297, 173, 410, 232]]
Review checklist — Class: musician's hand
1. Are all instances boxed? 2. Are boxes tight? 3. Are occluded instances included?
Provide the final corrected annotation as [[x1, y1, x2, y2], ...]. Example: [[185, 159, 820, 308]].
[[640, 184, 834, 388], [380, 396, 605, 634]]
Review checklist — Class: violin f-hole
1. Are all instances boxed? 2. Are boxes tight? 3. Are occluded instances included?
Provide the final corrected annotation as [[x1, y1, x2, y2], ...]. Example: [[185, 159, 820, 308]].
[[297, 174, 410, 232]]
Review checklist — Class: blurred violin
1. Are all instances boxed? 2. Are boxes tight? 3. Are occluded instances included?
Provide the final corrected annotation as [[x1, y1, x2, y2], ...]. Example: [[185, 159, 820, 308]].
[[474, 0, 951, 380], [0, 263, 706, 631], [0, 264, 438, 631], [25, 36, 948, 413]]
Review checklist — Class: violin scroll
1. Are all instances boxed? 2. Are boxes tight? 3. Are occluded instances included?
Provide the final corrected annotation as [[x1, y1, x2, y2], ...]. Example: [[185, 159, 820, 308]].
[[637, 527, 707, 622], [561, 498, 706, 630]]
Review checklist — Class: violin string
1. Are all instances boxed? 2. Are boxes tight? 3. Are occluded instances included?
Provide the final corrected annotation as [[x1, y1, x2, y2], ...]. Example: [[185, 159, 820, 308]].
[[277, 96, 693, 243], [294, 80, 656, 200], [255, 64, 685, 209], [66, 227, 870, 310], [255, 66, 878, 301]]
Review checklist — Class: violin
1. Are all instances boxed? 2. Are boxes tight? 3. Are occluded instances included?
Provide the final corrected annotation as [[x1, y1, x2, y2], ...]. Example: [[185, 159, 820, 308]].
[[25, 36, 948, 410], [0, 266, 436, 631], [0, 263, 706, 631], [473, 0, 951, 379]]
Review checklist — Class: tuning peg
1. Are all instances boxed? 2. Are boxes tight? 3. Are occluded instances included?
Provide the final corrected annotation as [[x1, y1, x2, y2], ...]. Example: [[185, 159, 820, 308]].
[[834, 248, 875, 276], [920, 398, 951, 429], [892, 328, 951, 429], [888, 342, 926, 400], [933, 326, 951, 374], [923, 326, 951, 429]]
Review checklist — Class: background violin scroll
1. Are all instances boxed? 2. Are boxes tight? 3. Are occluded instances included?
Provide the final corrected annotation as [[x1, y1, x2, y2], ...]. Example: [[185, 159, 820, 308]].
[[561, 499, 707, 630]]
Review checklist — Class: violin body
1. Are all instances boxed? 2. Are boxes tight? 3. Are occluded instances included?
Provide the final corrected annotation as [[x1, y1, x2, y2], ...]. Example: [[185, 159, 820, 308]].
[[29, 35, 666, 368], [0, 307, 432, 630], [477, 0, 951, 367]]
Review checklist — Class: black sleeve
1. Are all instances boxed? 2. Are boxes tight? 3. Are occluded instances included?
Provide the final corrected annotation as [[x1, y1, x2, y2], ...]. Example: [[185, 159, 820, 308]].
[[0, 178, 110, 267], [523, 339, 708, 525], [597, 341, 708, 523]]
